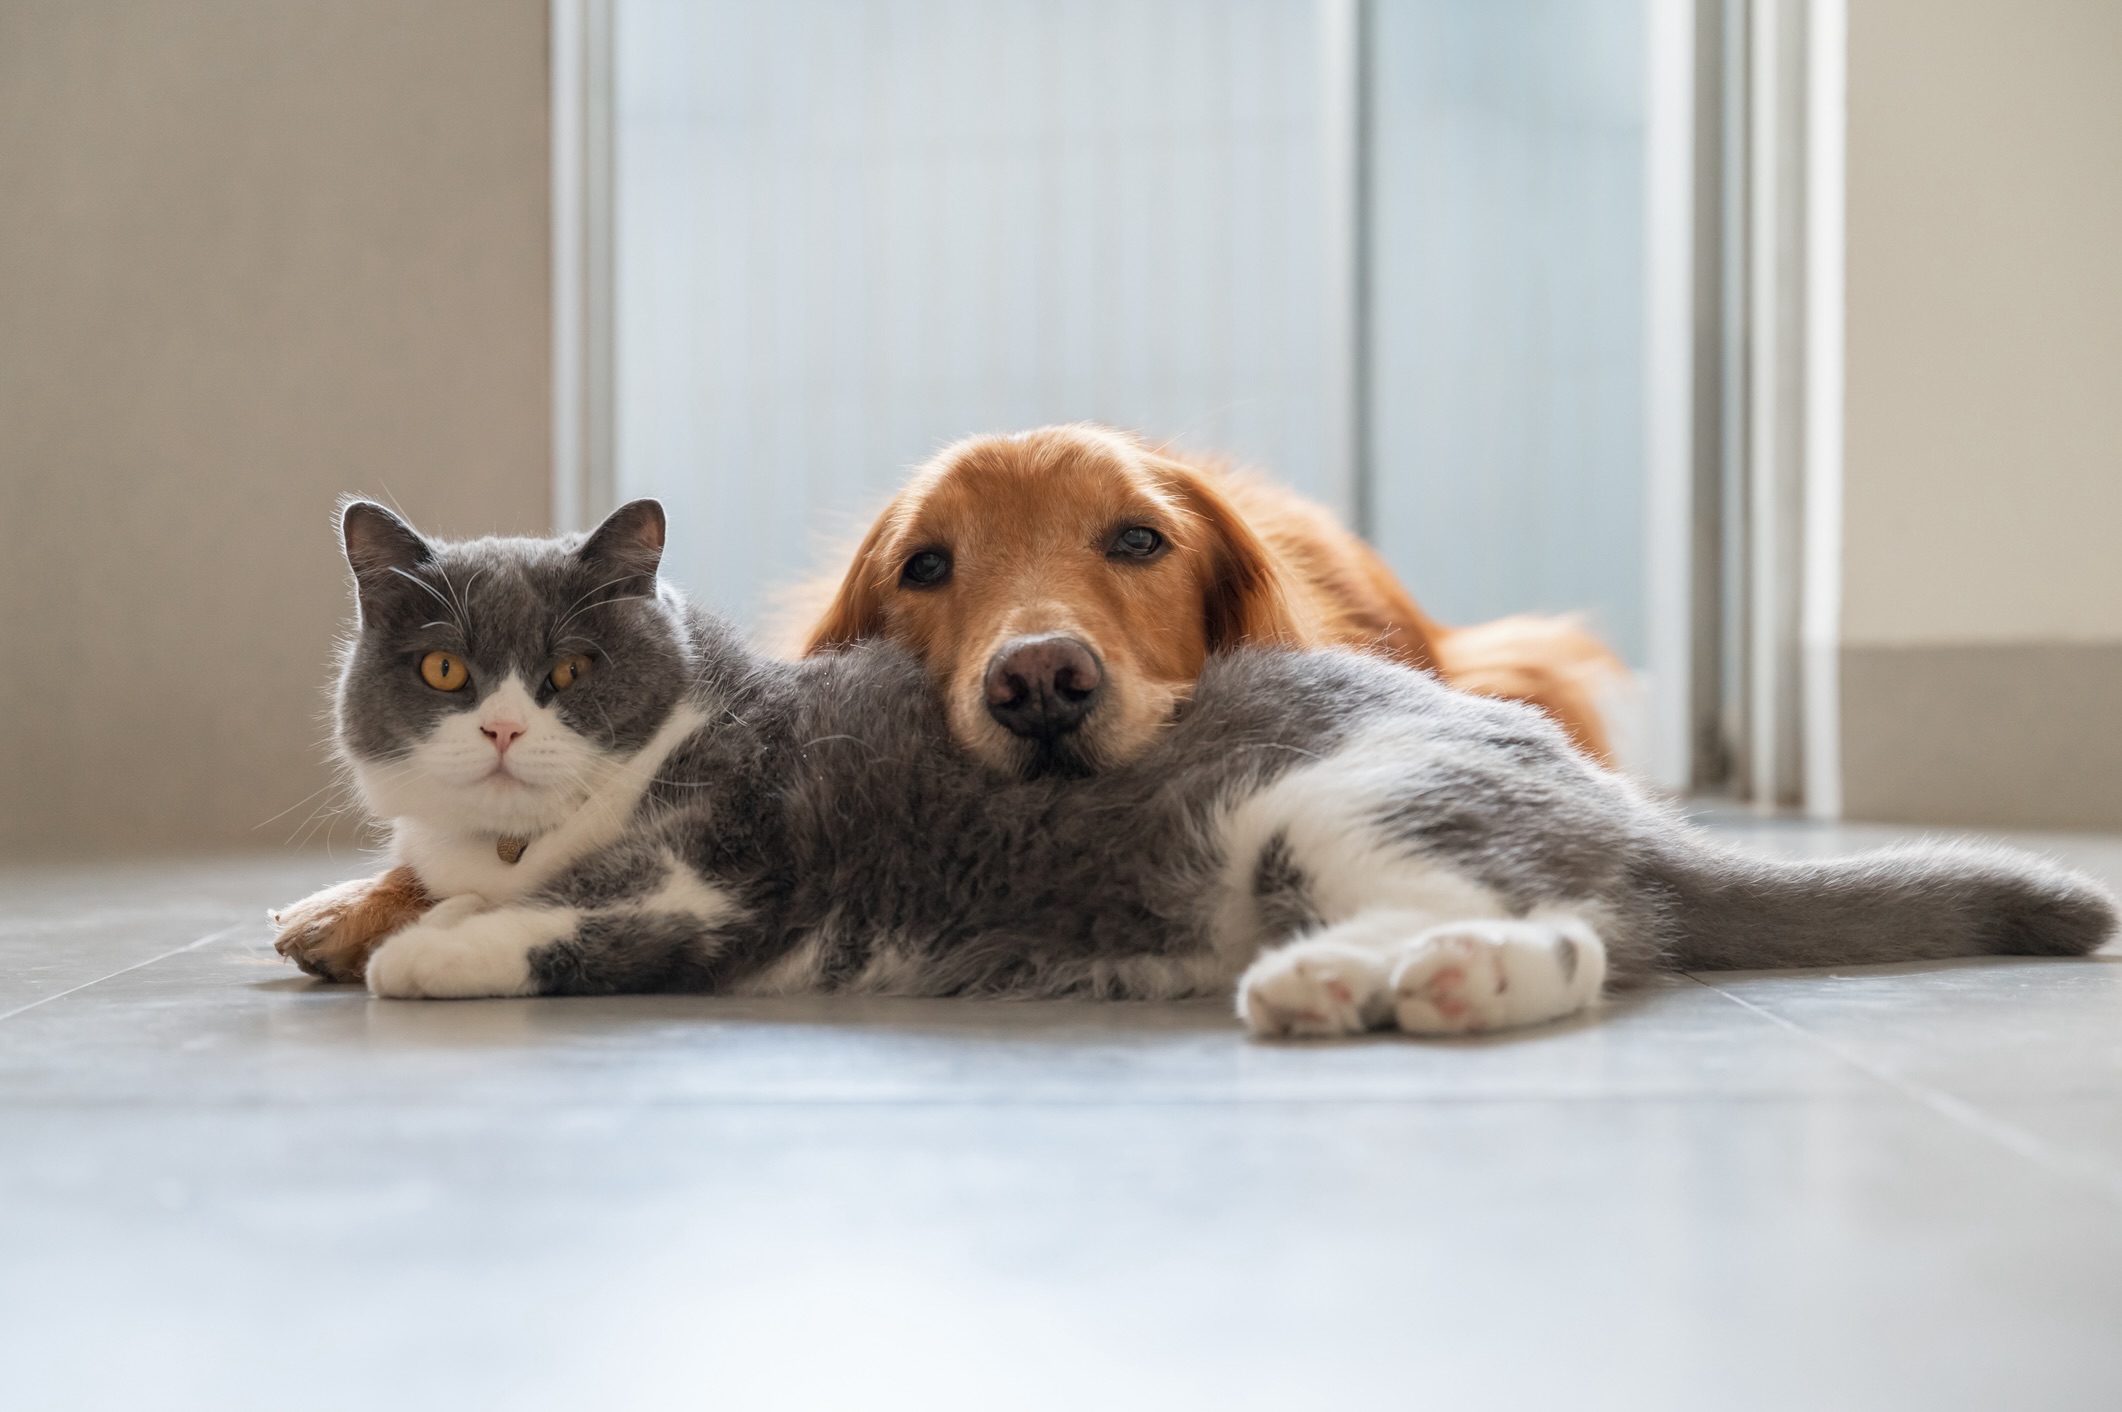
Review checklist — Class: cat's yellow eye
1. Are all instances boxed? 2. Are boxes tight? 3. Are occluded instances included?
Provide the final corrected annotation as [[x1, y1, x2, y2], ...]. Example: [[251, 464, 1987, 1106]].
[[549, 654, 593, 691], [419, 651, 469, 692]]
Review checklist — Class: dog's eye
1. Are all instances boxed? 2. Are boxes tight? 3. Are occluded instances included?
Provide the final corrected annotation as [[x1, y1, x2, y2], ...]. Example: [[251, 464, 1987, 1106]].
[[901, 550, 952, 587], [1110, 526, 1165, 559]]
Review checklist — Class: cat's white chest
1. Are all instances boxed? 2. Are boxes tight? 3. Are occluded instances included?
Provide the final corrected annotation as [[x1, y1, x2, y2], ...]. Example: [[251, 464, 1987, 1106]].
[[391, 704, 707, 905], [395, 824, 544, 904]]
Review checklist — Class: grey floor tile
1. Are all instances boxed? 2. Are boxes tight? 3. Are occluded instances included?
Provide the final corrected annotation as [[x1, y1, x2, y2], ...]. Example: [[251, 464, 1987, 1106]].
[[1690, 957, 2122, 1191], [3, 1100, 2117, 1411], [0, 855, 352, 1014], [0, 933, 1869, 1106], [1697, 956, 2122, 1098]]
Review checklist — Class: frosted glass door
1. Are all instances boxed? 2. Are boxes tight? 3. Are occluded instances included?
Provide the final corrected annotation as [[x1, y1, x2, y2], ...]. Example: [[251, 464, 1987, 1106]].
[[1367, 0, 1648, 666], [614, 0, 1652, 677], [617, 0, 1333, 627]]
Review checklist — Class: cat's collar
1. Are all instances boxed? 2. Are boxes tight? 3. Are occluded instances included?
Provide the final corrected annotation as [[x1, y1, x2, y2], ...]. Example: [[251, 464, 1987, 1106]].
[[496, 834, 532, 865]]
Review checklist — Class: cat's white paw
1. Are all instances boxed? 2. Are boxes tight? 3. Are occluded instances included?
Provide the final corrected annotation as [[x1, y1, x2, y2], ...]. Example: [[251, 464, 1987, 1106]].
[[366, 907, 575, 1000], [1238, 941, 1394, 1038], [1390, 918, 1605, 1035]]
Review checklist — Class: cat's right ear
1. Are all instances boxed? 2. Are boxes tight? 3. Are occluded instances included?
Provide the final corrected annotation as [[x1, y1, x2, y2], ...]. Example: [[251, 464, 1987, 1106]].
[[340, 500, 433, 617]]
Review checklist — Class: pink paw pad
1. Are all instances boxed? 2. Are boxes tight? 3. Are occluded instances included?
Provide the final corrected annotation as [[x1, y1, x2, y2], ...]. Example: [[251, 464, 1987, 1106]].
[[1425, 966, 1469, 1018], [1391, 938, 1505, 1034]]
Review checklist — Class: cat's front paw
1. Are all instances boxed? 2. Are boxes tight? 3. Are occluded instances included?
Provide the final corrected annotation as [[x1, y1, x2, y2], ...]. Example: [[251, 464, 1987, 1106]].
[[1238, 941, 1394, 1038], [272, 866, 433, 983], [365, 907, 571, 1000], [1390, 919, 1605, 1035]]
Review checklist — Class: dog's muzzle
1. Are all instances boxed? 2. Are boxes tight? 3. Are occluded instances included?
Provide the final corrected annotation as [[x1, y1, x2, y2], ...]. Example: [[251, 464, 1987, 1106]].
[[984, 634, 1103, 742]]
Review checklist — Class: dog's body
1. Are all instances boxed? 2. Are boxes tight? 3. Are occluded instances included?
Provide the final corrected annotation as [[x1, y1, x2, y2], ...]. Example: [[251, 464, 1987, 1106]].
[[285, 501, 2117, 1040]]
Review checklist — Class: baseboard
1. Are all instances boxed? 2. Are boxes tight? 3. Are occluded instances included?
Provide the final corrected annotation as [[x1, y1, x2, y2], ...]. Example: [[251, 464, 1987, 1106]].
[[1840, 641, 2122, 830]]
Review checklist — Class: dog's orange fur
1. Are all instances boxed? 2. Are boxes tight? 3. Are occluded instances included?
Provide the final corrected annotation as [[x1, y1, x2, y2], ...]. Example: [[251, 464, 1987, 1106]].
[[272, 864, 432, 983], [806, 425, 1622, 769]]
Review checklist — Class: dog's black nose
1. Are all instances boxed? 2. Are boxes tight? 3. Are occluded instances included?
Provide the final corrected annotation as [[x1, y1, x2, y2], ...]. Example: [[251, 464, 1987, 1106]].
[[984, 635, 1103, 740]]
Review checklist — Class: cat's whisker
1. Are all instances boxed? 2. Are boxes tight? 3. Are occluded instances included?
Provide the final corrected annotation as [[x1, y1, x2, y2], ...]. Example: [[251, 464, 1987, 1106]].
[[553, 574, 630, 630], [554, 634, 624, 673], [439, 565, 480, 641], [551, 582, 655, 647], [253, 779, 351, 831], [286, 790, 364, 849], [386, 568, 464, 633], [586, 695, 622, 739]]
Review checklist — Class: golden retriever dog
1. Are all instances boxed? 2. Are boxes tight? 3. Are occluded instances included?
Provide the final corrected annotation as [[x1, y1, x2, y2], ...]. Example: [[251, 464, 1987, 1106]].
[[801, 423, 1621, 777], [273, 423, 1623, 978]]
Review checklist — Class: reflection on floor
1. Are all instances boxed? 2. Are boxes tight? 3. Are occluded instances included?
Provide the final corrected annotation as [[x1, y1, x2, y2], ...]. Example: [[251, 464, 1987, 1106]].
[[3, 818, 2120, 1410]]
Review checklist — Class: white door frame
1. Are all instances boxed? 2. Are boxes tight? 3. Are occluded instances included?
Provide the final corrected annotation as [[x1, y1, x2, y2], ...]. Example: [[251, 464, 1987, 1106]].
[[551, 0, 616, 536], [1667, 0, 1845, 815]]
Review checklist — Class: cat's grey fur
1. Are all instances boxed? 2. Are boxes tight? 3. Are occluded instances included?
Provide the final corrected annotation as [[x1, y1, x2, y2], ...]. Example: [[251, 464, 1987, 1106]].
[[321, 499, 2117, 1034]]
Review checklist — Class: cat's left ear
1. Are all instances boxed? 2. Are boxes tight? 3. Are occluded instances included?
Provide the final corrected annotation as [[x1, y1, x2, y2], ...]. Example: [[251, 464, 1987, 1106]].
[[578, 498, 666, 592]]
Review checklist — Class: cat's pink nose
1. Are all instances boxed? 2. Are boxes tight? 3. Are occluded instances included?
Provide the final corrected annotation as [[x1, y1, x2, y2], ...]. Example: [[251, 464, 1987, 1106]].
[[481, 720, 526, 755]]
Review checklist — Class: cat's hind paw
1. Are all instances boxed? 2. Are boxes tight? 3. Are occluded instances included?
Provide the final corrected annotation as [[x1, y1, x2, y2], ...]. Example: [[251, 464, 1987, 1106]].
[[1237, 941, 1394, 1038], [1390, 918, 1605, 1035], [365, 907, 574, 1000]]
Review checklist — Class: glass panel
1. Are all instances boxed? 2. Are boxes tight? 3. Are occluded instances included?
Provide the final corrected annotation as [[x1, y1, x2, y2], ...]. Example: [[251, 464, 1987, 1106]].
[[1368, 0, 1648, 665], [617, 0, 1330, 626]]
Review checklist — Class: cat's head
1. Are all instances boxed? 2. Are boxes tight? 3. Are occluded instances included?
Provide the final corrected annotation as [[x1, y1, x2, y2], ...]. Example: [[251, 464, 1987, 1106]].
[[334, 499, 688, 838]]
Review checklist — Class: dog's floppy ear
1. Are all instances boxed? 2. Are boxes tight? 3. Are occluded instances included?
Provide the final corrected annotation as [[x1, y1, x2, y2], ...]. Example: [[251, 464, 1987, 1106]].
[[800, 513, 896, 654], [1161, 461, 1308, 652]]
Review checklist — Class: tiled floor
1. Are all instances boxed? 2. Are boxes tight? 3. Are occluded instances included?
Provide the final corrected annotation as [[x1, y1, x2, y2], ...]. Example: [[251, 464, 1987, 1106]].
[[3, 819, 2121, 1410]]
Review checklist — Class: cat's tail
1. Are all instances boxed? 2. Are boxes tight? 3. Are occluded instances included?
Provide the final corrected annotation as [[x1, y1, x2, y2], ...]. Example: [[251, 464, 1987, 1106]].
[[1646, 840, 2118, 972]]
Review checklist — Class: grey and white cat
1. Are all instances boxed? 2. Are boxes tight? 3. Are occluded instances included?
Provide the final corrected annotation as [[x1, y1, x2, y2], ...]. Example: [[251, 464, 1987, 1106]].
[[321, 498, 2116, 1036]]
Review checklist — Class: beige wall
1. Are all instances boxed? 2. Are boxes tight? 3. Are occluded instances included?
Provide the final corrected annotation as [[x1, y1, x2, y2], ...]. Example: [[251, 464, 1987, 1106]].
[[0, 2, 551, 858], [1842, 0, 2122, 826], [1845, 0, 2122, 647]]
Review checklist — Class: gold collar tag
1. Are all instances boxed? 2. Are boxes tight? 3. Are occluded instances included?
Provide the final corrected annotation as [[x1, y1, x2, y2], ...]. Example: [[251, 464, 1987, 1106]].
[[496, 835, 529, 865]]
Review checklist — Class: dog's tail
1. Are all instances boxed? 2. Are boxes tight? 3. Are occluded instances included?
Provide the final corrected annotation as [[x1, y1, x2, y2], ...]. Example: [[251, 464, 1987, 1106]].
[[1431, 615, 1627, 766], [1647, 840, 2117, 972]]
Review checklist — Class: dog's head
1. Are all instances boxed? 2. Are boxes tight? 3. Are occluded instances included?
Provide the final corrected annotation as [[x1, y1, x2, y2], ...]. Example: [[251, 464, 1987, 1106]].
[[804, 425, 1307, 777]]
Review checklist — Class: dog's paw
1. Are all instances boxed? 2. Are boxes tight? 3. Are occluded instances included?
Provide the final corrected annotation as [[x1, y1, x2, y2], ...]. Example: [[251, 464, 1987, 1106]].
[[365, 907, 572, 1000], [1390, 918, 1605, 1035], [271, 867, 433, 983], [1237, 941, 1394, 1038]]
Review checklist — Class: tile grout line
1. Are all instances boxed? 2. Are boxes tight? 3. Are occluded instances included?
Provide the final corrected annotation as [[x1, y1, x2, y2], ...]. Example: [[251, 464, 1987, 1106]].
[[0, 923, 250, 1025], [1689, 974, 2122, 1210]]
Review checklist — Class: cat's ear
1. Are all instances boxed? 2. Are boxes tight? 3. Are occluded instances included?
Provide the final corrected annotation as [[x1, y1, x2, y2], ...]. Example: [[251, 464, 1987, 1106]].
[[579, 498, 666, 591], [340, 500, 434, 615]]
